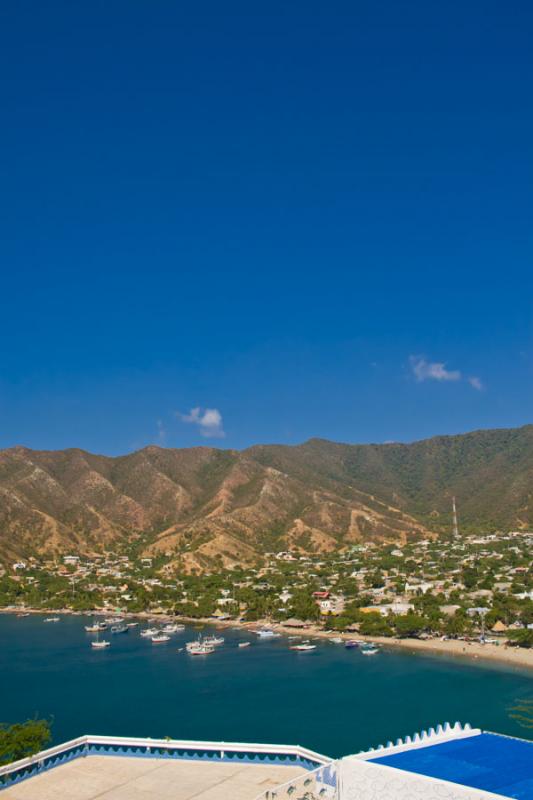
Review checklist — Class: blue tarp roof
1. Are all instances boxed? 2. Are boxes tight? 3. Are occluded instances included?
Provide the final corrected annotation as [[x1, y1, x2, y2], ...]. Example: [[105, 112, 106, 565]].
[[370, 733, 533, 800]]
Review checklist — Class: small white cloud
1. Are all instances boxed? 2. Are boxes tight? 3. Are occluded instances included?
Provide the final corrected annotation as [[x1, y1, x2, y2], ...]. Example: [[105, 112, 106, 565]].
[[410, 355, 461, 383], [468, 376, 484, 391], [156, 419, 167, 444], [177, 407, 225, 438]]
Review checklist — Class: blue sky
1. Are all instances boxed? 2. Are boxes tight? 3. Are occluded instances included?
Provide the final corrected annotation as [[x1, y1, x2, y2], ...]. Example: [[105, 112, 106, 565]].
[[1, 1, 532, 454]]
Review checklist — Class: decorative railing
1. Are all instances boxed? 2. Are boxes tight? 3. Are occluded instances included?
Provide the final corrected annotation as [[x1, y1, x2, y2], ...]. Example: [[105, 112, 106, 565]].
[[353, 721, 479, 760], [254, 759, 339, 800], [0, 735, 331, 792]]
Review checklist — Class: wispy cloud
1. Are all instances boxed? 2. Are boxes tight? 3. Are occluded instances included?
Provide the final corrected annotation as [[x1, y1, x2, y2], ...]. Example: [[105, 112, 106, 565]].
[[156, 419, 167, 444], [410, 355, 461, 383], [468, 376, 484, 391], [176, 407, 225, 438], [409, 355, 484, 392]]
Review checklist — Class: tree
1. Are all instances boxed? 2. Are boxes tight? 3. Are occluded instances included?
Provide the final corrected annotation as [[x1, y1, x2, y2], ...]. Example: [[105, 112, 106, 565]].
[[287, 591, 320, 622], [394, 613, 427, 638], [445, 611, 468, 637], [0, 719, 52, 766], [507, 629, 533, 649], [359, 613, 394, 637]]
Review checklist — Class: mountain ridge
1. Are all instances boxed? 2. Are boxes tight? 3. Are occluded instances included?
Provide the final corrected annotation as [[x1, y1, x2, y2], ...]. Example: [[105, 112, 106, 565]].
[[1, 423, 532, 570]]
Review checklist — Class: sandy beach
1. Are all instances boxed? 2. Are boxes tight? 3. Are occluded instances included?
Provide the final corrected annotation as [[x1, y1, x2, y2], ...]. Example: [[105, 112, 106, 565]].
[[3, 607, 532, 672]]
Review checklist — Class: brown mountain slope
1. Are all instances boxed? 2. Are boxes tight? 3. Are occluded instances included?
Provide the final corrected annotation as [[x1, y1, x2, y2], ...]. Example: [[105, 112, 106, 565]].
[[3, 424, 531, 569], [0, 444, 430, 568]]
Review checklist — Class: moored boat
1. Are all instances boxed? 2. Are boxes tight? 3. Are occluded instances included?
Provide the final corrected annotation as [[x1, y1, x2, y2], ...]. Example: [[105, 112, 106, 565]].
[[162, 623, 184, 633], [140, 627, 160, 638], [44, 616, 60, 623], [290, 642, 317, 652], [203, 635, 224, 646], [91, 639, 111, 649], [85, 620, 108, 632], [151, 634, 171, 644], [238, 642, 251, 648], [187, 642, 215, 655], [255, 627, 281, 639], [111, 624, 129, 634]]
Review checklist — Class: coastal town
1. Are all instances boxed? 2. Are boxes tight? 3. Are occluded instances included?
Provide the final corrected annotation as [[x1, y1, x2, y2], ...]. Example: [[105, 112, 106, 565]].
[[2, 528, 532, 662]]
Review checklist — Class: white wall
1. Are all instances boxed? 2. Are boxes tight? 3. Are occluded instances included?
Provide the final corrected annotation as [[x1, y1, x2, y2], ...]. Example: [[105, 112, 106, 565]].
[[339, 757, 510, 800]]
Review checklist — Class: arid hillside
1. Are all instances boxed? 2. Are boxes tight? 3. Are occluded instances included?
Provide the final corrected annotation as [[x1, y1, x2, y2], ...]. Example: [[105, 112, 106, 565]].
[[1, 424, 532, 570]]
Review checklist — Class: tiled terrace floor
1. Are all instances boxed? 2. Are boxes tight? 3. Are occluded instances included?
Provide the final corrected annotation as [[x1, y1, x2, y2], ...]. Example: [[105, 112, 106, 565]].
[[1, 755, 305, 800]]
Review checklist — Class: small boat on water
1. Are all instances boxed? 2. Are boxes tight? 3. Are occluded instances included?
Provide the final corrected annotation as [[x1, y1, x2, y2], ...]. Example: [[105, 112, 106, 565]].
[[105, 616, 124, 625], [361, 644, 379, 656], [127, 622, 139, 628], [91, 628, 110, 649], [91, 639, 111, 649], [44, 617, 60, 623], [151, 634, 171, 644], [85, 620, 108, 633], [345, 640, 359, 649], [111, 624, 129, 634], [238, 642, 251, 648], [140, 627, 160, 638], [187, 642, 215, 655], [330, 637, 343, 644], [17, 612, 30, 618], [162, 623, 184, 634], [255, 628, 281, 639], [290, 642, 317, 652], [204, 635, 224, 647]]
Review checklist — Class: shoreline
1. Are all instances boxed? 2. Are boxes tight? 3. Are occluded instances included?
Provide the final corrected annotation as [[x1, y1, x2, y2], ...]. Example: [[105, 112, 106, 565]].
[[2, 607, 532, 672]]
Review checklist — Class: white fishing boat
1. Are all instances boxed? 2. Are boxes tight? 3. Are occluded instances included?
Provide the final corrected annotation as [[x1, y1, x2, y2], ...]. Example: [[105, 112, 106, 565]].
[[238, 642, 251, 648], [151, 634, 171, 644], [91, 639, 111, 649], [105, 616, 124, 625], [203, 635, 224, 646], [127, 622, 139, 628], [140, 627, 160, 638], [111, 624, 129, 634], [44, 616, 60, 623], [17, 612, 30, 618], [255, 627, 281, 639], [330, 637, 343, 644], [91, 629, 110, 649], [85, 620, 107, 633], [162, 623, 184, 633], [361, 644, 379, 656], [187, 642, 215, 655], [290, 642, 317, 652]]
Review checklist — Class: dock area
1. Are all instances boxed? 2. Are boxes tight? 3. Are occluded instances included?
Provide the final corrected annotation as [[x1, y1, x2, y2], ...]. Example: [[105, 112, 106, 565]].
[[0, 755, 306, 800]]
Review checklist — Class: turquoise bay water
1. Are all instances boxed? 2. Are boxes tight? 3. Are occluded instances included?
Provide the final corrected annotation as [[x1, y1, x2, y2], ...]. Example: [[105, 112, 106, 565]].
[[1, 614, 531, 757]]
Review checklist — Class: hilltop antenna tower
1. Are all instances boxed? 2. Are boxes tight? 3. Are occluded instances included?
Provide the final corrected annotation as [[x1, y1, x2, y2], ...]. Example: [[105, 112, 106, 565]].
[[452, 496, 459, 538]]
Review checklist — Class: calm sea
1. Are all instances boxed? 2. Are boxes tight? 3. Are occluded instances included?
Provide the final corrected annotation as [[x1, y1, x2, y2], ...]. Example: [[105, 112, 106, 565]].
[[1, 614, 531, 757]]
